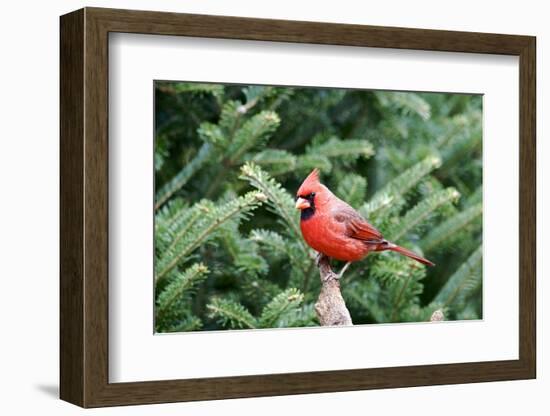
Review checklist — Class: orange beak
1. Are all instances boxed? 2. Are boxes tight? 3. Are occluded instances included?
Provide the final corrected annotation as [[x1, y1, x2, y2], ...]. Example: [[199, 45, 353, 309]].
[[295, 197, 310, 210]]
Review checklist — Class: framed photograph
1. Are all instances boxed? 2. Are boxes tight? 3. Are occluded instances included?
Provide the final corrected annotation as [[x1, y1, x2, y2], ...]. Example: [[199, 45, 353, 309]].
[[60, 7, 536, 408]]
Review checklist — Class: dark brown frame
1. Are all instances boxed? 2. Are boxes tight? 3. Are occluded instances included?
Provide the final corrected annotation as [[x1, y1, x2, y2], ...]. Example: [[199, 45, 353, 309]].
[[60, 7, 536, 408]]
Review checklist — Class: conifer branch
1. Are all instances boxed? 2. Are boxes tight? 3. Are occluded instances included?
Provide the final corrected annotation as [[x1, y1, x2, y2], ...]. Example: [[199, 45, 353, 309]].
[[249, 229, 287, 256], [296, 154, 332, 173], [242, 85, 283, 111], [251, 149, 297, 175], [466, 185, 483, 206], [375, 91, 432, 121], [155, 198, 189, 228], [240, 163, 304, 245], [217, 224, 281, 305], [155, 143, 213, 210], [390, 187, 460, 241], [307, 137, 374, 162], [197, 122, 227, 148], [159, 201, 212, 254], [432, 245, 482, 308], [274, 303, 317, 327], [219, 100, 246, 138], [361, 155, 442, 218], [421, 202, 482, 251], [156, 263, 209, 319], [336, 173, 367, 208], [366, 255, 426, 322], [259, 288, 304, 328], [155, 191, 266, 283], [227, 111, 280, 164], [207, 298, 258, 329], [250, 230, 311, 278], [156, 82, 224, 100], [369, 255, 410, 283], [438, 110, 482, 164], [390, 273, 413, 321], [344, 280, 386, 323], [164, 316, 203, 333]]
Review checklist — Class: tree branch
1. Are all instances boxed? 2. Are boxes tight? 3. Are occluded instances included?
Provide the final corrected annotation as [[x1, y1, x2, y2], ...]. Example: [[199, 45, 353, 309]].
[[314, 255, 353, 326], [430, 309, 445, 322]]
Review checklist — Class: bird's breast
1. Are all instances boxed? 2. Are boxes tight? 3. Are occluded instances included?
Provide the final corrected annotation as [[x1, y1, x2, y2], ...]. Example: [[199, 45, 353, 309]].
[[299, 212, 369, 262]]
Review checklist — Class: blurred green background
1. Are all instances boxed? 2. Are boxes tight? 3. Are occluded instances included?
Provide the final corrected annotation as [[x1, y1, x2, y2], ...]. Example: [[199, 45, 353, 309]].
[[154, 82, 482, 333]]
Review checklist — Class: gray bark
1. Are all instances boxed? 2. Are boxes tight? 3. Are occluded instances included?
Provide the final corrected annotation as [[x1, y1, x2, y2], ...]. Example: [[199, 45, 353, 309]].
[[314, 255, 353, 326], [430, 309, 445, 322]]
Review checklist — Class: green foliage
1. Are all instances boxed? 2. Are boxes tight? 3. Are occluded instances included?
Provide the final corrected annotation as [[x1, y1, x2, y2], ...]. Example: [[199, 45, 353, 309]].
[[155, 143, 213, 209], [240, 163, 316, 292], [430, 245, 482, 318], [227, 111, 280, 164], [336, 173, 367, 208], [361, 155, 442, 221], [206, 288, 308, 330], [259, 288, 304, 327], [375, 91, 431, 121], [159, 82, 225, 97], [207, 297, 258, 329], [240, 163, 302, 242], [155, 263, 209, 332], [155, 191, 266, 284], [307, 136, 374, 163], [154, 81, 483, 332], [421, 202, 482, 252], [388, 187, 460, 241], [251, 149, 297, 176]]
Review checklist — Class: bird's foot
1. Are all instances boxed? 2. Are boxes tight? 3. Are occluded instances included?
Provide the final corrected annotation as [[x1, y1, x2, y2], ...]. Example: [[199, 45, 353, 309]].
[[336, 262, 352, 279], [315, 252, 324, 267]]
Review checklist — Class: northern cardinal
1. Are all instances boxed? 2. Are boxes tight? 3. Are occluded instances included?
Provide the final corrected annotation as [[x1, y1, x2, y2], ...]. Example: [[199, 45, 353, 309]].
[[295, 169, 434, 278]]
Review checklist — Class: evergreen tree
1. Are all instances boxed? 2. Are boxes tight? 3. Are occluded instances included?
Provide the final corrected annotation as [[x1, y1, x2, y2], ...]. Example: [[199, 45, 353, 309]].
[[154, 82, 483, 332]]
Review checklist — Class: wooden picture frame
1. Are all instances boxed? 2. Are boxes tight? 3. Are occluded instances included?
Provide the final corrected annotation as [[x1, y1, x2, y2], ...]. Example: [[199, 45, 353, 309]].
[[60, 7, 536, 408]]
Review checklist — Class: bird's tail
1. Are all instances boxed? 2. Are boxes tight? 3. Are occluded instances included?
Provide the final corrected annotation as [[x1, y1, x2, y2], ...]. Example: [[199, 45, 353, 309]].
[[386, 242, 435, 266]]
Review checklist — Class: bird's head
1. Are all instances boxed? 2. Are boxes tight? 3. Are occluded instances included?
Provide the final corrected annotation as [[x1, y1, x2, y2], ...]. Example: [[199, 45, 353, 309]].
[[295, 168, 324, 211]]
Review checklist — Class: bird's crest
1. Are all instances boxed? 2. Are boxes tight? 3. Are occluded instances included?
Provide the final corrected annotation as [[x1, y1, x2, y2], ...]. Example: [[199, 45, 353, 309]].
[[297, 168, 321, 196]]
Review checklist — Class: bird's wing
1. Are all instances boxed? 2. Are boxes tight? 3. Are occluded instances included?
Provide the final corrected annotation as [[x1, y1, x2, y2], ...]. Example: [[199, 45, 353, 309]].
[[331, 203, 383, 242]]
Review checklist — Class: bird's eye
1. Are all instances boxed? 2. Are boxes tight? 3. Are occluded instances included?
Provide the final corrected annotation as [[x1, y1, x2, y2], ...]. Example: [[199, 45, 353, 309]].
[[310, 192, 316, 198]]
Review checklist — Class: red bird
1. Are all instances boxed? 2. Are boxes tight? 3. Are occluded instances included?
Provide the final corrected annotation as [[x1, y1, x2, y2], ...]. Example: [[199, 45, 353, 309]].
[[295, 169, 434, 278]]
